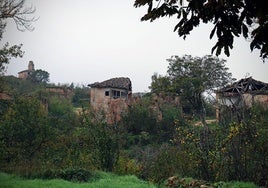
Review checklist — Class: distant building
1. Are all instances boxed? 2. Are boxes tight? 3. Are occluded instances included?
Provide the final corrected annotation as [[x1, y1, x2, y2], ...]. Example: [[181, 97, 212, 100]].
[[88, 77, 132, 124], [216, 77, 268, 122], [18, 61, 35, 79]]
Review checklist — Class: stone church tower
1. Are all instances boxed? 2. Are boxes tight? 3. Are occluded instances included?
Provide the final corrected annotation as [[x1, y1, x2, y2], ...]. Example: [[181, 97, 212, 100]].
[[18, 61, 35, 79], [28, 61, 35, 71]]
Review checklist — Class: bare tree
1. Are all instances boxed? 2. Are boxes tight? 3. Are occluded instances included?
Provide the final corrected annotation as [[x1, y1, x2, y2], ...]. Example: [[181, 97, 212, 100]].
[[0, 0, 36, 75], [0, 0, 36, 32]]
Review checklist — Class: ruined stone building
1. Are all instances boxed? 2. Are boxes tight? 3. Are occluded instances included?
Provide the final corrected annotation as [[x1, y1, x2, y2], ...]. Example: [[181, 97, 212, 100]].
[[216, 77, 268, 122], [18, 61, 35, 79], [88, 77, 132, 124]]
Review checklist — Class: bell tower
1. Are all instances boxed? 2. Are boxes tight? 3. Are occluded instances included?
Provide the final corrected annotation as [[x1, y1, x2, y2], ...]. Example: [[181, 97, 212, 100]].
[[28, 61, 35, 71]]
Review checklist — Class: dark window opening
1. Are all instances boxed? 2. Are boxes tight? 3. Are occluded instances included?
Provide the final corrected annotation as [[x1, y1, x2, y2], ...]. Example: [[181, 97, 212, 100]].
[[105, 91, 110, 96]]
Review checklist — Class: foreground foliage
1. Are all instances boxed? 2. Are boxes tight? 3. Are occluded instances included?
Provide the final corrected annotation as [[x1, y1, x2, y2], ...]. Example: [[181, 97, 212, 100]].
[[120, 99, 268, 186], [134, 0, 268, 59]]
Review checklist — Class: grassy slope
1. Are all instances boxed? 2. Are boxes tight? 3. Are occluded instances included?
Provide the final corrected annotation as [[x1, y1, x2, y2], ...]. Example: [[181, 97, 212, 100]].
[[0, 172, 156, 188], [0, 172, 258, 188]]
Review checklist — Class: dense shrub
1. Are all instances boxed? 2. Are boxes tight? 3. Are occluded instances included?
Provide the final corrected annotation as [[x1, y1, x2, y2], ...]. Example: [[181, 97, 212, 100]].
[[121, 96, 183, 148], [24, 168, 94, 182], [142, 145, 181, 183], [60, 168, 93, 182], [80, 109, 120, 172], [113, 153, 141, 176], [169, 106, 268, 186], [0, 97, 50, 165]]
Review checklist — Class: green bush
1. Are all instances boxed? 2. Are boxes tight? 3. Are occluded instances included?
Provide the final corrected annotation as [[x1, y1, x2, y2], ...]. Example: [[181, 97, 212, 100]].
[[23, 168, 93, 182], [60, 168, 93, 182], [113, 153, 141, 176], [0, 97, 50, 165], [80, 110, 120, 171], [139, 144, 182, 183]]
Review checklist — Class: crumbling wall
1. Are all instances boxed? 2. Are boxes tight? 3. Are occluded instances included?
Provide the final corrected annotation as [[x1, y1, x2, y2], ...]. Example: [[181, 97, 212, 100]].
[[46, 87, 73, 98], [18, 71, 29, 79], [90, 87, 130, 124], [106, 98, 128, 124], [251, 94, 268, 109], [150, 93, 181, 122], [90, 88, 110, 112]]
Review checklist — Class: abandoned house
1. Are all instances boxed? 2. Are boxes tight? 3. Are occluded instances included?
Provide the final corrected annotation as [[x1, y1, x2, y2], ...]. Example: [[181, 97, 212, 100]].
[[88, 77, 132, 124], [18, 61, 35, 79], [216, 77, 268, 122]]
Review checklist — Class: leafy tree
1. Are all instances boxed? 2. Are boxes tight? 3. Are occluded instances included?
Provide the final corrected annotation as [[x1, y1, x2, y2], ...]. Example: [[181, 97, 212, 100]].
[[80, 109, 119, 171], [134, 0, 268, 60], [122, 97, 157, 146], [0, 0, 35, 74], [48, 96, 77, 133], [121, 95, 183, 147], [0, 43, 23, 75], [149, 73, 172, 94], [0, 97, 49, 165], [28, 69, 50, 84], [151, 55, 233, 124]]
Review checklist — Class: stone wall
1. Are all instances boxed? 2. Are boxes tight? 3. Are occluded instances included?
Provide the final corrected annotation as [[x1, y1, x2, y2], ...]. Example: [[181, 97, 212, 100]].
[[18, 71, 29, 79], [243, 93, 268, 109], [90, 87, 131, 124], [46, 87, 73, 98]]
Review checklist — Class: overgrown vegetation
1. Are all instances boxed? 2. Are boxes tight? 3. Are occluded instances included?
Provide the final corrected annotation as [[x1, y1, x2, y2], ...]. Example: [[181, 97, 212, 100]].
[[1, 1, 266, 187], [0, 70, 266, 187]]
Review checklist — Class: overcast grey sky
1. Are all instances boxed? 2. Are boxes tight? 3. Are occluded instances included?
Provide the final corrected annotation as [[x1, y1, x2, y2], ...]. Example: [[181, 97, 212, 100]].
[[3, 0, 268, 92]]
